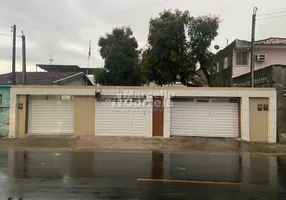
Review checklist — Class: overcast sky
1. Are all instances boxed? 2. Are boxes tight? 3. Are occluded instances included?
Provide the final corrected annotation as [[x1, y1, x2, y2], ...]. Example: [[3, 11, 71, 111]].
[[0, 0, 285, 73]]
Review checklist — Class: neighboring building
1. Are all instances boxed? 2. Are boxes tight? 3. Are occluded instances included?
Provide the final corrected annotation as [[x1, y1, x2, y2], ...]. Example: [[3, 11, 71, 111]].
[[0, 72, 93, 86], [9, 86, 276, 143], [0, 72, 92, 137], [233, 64, 286, 139], [215, 37, 286, 86], [36, 64, 103, 85], [36, 64, 100, 75], [0, 85, 10, 137]]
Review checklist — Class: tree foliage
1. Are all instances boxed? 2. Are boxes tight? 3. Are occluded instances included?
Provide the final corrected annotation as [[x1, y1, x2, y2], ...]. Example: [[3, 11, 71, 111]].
[[97, 27, 142, 86], [142, 10, 220, 86]]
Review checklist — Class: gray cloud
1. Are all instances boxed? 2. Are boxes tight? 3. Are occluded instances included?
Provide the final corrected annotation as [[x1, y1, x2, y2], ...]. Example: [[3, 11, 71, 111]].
[[0, 0, 286, 73]]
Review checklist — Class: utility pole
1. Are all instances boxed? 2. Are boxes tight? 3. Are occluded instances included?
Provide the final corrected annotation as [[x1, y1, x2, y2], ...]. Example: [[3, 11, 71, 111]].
[[11, 25, 16, 85], [21, 31, 27, 85], [250, 7, 258, 87]]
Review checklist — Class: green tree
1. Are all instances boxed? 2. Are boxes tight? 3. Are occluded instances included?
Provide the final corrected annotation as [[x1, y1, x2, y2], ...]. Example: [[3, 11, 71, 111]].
[[188, 16, 219, 86], [143, 10, 190, 86], [143, 10, 219, 86], [97, 27, 142, 86]]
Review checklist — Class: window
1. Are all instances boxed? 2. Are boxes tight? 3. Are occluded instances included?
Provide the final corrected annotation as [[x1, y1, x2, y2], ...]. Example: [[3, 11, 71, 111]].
[[236, 51, 248, 65], [223, 57, 228, 69]]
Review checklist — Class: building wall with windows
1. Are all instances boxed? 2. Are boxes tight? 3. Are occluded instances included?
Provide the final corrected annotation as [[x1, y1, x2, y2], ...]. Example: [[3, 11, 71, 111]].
[[215, 39, 286, 86], [233, 47, 286, 78], [215, 40, 236, 86]]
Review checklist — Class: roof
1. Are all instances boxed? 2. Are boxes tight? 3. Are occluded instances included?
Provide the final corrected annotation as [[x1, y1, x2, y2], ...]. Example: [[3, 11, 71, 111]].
[[255, 37, 286, 45], [0, 72, 93, 85], [36, 64, 100, 75]]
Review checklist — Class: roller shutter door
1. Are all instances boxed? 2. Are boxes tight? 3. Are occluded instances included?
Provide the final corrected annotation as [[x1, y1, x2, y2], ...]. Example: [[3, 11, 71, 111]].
[[95, 98, 149, 136], [170, 98, 195, 136], [209, 98, 239, 137], [171, 98, 238, 137], [28, 95, 74, 135]]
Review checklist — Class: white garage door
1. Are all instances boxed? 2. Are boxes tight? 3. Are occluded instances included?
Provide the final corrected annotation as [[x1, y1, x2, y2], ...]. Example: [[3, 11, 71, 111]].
[[171, 98, 196, 136], [95, 98, 149, 136], [171, 98, 238, 137], [28, 95, 74, 135]]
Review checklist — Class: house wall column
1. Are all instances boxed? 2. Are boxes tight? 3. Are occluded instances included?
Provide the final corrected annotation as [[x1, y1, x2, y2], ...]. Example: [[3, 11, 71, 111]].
[[146, 96, 153, 137], [8, 90, 17, 138], [241, 97, 250, 142], [269, 97, 277, 143], [163, 96, 171, 138], [74, 96, 95, 137], [17, 95, 28, 138]]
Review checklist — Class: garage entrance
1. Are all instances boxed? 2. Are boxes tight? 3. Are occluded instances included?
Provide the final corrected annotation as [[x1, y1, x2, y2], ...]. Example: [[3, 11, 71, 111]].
[[95, 97, 150, 136], [28, 95, 74, 135], [171, 98, 239, 137]]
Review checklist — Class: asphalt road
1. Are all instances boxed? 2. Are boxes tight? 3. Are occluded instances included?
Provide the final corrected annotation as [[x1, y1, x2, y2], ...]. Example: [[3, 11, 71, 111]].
[[0, 150, 286, 200]]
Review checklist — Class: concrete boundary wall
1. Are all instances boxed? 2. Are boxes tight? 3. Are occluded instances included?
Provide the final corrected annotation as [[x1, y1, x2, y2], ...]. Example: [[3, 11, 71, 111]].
[[9, 86, 277, 143]]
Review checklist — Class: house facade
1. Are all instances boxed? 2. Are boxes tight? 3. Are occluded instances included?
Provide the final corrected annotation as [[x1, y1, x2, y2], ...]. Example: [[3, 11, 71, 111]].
[[233, 65, 286, 139], [215, 38, 286, 86], [9, 86, 277, 143]]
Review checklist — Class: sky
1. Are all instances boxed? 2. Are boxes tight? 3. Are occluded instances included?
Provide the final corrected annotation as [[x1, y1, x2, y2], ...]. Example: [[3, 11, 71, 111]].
[[0, 0, 285, 74]]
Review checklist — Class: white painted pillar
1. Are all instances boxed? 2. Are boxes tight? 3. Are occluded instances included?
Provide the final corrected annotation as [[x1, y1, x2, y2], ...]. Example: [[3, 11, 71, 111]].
[[163, 96, 171, 138], [269, 97, 277, 143], [146, 96, 153, 137], [241, 97, 250, 142]]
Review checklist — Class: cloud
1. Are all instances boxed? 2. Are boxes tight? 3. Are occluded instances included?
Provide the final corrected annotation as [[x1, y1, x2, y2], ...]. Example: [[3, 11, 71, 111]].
[[0, 0, 285, 73]]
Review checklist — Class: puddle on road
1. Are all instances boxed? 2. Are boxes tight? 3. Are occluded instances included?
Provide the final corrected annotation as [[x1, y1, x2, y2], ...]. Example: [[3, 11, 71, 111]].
[[0, 150, 285, 199]]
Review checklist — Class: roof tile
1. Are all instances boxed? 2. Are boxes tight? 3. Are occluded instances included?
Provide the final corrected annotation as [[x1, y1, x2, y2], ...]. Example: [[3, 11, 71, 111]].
[[0, 72, 80, 85], [255, 37, 286, 45]]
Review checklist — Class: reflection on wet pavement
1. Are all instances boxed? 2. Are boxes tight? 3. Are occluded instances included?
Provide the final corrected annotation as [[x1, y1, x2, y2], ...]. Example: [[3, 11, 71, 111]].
[[0, 150, 285, 199]]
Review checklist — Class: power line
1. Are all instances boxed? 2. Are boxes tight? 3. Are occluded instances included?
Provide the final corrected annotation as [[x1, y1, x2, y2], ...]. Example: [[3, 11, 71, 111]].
[[257, 14, 286, 20], [257, 10, 286, 16], [30, 0, 171, 34], [0, 33, 12, 37]]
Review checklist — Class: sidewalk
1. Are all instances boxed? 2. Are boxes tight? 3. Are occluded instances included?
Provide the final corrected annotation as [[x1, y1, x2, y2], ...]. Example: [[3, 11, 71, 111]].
[[1, 136, 286, 154]]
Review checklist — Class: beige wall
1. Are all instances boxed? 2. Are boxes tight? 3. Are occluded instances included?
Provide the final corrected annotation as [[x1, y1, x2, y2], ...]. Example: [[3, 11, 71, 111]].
[[249, 98, 269, 142], [17, 95, 28, 138], [66, 77, 87, 86], [9, 86, 277, 142], [233, 47, 286, 77], [74, 96, 95, 136], [255, 47, 286, 69]]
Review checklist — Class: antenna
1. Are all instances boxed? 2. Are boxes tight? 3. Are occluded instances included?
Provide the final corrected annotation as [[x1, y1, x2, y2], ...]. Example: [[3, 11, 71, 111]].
[[225, 38, 229, 46], [48, 54, 54, 65]]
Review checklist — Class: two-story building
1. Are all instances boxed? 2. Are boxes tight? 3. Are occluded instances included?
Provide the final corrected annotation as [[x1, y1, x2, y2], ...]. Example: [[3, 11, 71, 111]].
[[215, 37, 286, 86]]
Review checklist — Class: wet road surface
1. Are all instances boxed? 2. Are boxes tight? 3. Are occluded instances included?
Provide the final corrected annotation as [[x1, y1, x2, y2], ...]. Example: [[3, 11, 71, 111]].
[[0, 150, 286, 199]]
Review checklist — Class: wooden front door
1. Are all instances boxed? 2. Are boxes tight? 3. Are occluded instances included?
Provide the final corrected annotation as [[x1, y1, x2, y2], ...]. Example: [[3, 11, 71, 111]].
[[152, 96, 164, 137]]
